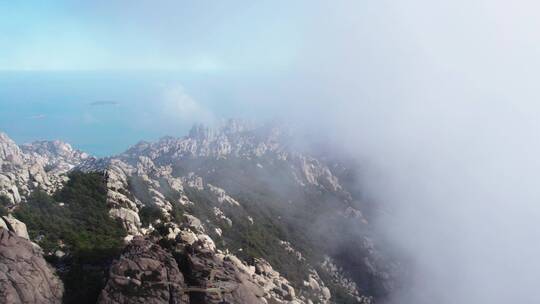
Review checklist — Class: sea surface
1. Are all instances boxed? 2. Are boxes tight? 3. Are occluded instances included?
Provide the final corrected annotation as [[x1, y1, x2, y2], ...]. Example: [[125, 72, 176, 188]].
[[0, 71, 282, 156]]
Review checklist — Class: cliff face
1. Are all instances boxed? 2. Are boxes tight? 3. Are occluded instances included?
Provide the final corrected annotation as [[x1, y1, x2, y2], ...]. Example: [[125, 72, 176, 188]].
[[0, 225, 64, 304], [0, 120, 397, 304]]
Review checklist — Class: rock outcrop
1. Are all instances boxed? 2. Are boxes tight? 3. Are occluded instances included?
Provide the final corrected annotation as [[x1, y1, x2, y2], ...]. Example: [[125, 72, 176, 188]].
[[98, 236, 189, 304], [175, 223, 300, 304], [0, 132, 88, 204], [20, 140, 89, 173], [0, 215, 29, 239], [0, 228, 64, 304]]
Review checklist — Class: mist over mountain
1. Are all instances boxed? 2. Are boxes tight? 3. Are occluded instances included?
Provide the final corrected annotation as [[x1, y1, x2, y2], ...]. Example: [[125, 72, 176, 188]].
[[3, 1, 540, 303]]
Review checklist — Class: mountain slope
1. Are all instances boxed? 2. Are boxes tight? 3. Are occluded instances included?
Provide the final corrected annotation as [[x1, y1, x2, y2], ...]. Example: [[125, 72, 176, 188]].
[[0, 121, 397, 304]]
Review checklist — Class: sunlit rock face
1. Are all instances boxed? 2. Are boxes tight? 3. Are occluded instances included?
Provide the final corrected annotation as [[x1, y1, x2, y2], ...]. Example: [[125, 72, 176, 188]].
[[0, 132, 87, 204], [21, 140, 89, 173], [0, 132, 26, 203], [0, 215, 29, 239]]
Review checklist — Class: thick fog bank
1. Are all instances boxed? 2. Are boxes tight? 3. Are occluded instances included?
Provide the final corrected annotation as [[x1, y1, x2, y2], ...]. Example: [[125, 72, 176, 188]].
[[276, 1, 540, 303], [318, 100, 540, 304]]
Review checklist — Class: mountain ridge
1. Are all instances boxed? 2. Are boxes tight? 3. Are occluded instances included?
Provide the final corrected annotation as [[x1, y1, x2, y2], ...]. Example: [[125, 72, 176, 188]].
[[0, 120, 397, 304]]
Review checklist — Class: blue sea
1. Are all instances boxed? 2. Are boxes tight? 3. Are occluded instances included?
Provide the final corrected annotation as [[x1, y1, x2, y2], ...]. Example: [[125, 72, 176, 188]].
[[0, 71, 283, 156]]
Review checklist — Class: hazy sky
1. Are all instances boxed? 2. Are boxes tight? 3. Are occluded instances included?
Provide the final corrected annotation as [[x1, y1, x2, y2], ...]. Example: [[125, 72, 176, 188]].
[[0, 1, 304, 71]]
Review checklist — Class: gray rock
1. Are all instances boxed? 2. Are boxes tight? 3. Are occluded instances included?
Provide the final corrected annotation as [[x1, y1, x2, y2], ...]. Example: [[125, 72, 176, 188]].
[[54, 250, 65, 259], [182, 247, 266, 304], [0, 218, 8, 231], [0, 229, 64, 303], [98, 236, 189, 304], [0, 132, 88, 205], [1, 215, 29, 240], [109, 207, 141, 235], [184, 214, 203, 231], [322, 287, 331, 300]]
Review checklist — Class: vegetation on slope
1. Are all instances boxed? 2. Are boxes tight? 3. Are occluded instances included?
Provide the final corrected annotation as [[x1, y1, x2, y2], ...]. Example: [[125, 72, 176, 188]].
[[0, 195, 9, 216], [14, 171, 126, 304], [172, 157, 369, 303], [139, 205, 166, 227], [170, 184, 353, 302], [5, 155, 380, 303]]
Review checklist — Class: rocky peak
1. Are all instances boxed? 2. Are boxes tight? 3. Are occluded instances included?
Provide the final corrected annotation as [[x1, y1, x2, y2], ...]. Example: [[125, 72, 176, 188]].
[[21, 140, 89, 169], [186, 120, 287, 153], [0, 132, 24, 167], [188, 119, 255, 140], [21, 140, 77, 158], [220, 118, 255, 135], [0, 132, 91, 204], [118, 120, 287, 164], [188, 123, 213, 140]]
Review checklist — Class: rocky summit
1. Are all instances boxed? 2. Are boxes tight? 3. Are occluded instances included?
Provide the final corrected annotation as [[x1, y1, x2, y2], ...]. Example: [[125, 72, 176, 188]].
[[0, 120, 398, 304]]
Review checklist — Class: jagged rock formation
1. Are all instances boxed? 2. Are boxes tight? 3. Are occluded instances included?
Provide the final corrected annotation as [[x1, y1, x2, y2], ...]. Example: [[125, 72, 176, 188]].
[[0, 228, 64, 304], [117, 122, 346, 194], [20, 140, 89, 173], [173, 212, 304, 304], [0, 120, 397, 304], [98, 236, 189, 304], [0, 133, 88, 204]]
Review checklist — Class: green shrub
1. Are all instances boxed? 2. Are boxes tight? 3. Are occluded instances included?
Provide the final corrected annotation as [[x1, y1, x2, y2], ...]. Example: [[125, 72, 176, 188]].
[[127, 175, 153, 204], [139, 205, 165, 227], [14, 171, 127, 304], [181, 186, 308, 288], [0, 194, 10, 216], [170, 202, 185, 224]]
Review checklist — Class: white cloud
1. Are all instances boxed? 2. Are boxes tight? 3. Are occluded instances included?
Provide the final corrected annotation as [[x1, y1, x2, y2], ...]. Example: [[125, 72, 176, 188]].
[[160, 85, 214, 124]]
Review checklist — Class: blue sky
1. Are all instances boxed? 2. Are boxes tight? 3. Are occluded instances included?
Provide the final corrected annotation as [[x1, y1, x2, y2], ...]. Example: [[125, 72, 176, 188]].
[[0, 1, 304, 71]]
